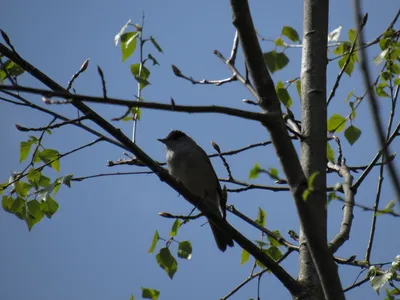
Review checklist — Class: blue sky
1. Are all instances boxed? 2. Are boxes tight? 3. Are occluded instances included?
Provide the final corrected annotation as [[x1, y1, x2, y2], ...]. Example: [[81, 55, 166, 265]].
[[1, 0, 399, 299]]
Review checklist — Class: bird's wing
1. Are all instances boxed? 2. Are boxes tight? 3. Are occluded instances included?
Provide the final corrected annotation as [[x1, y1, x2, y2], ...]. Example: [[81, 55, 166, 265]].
[[195, 142, 226, 217]]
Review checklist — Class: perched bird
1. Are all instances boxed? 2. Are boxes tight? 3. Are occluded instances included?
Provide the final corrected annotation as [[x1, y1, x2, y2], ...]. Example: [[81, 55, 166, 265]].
[[158, 130, 234, 252]]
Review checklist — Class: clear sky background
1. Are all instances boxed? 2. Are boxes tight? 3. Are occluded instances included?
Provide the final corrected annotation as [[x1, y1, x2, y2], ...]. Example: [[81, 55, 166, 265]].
[[1, 1, 399, 299]]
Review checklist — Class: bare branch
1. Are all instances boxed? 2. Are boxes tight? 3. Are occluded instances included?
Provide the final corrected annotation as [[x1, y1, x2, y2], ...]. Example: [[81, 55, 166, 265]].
[[158, 212, 203, 220], [0, 84, 274, 123], [96, 65, 107, 98], [353, 2, 400, 203], [228, 31, 239, 65], [214, 50, 258, 100], [171, 64, 237, 86], [0, 90, 125, 150], [228, 206, 298, 250], [353, 121, 400, 191], [15, 115, 89, 132], [329, 163, 355, 253], [365, 81, 399, 262], [66, 58, 89, 91]]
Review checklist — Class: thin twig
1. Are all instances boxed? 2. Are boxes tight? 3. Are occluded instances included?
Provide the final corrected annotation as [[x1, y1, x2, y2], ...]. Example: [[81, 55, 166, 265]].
[[214, 50, 258, 99], [327, 19, 365, 106], [228, 31, 239, 64], [15, 115, 89, 132], [353, 120, 400, 191], [171, 64, 238, 86], [132, 12, 145, 143], [158, 212, 203, 220], [0, 90, 125, 150], [228, 205, 298, 249], [365, 75, 399, 262], [221, 249, 295, 300], [97, 65, 107, 98], [0, 85, 274, 122], [66, 59, 89, 91]]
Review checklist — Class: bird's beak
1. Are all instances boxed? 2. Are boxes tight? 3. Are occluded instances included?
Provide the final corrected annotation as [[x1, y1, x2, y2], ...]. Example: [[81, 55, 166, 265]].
[[157, 138, 166, 144]]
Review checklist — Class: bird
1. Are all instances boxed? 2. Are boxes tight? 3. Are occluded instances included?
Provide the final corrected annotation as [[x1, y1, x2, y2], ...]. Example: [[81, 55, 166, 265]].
[[158, 130, 234, 252]]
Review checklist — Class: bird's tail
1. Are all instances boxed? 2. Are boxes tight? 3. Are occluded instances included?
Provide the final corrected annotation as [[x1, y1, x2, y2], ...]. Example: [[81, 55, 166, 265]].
[[209, 220, 234, 252]]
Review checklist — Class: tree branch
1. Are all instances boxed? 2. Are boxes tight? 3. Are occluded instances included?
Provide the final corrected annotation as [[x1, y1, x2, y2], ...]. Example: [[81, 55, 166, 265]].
[[0, 84, 275, 123], [329, 163, 355, 253], [229, 1, 344, 298], [0, 40, 302, 296]]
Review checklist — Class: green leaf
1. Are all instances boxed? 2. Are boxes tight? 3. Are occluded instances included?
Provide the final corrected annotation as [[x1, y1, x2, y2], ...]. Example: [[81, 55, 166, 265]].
[[389, 63, 400, 75], [27, 168, 41, 188], [267, 168, 280, 181], [169, 219, 181, 237], [147, 53, 159, 66], [39, 149, 60, 172], [2, 196, 14, 212], [274, 37, 284, 47], [395, 78, 400, 86], [295, 80, 301, 98], [20, 140, 35, 163], [0, 182, 7, 195], [338, 55, 354, 76], [348, 29, 357, 43], [255, 240, 269, 248], [150, 36, 163, 53], [53, 174, 73, 195], [333, 42, 351, 55], [249, 163, 262, 179], [129, 294, 135, 300], [344, 125, 361, 145], [130, 63, 151, 90], [303, 171, 320, 201], [148, 230, 160, 253], [376, 82, 390, 98], [376, 200, 396, 216], [177, 241, 192, 260], [327, 114, 346, 132], [40, 195, 59, 218], [349, 101, 357, 120], [255, 207, 266, 227], [327, 142, 335, 163], [39, 174, 51, 188], [308, 172, 320, 190], [379, 38, 390, 51], [58, 174, 73, 188], [267, 230, 283, 247], [373, 49, 389, 66], [15, 181, 32, 198], [141, 287, 160, 300], [328, 26, 342, 42], [263, 51, 289, 73], [281, 26, 299, 42], [120, 32, 139, 62], [11, 197, 25, 216], [275, 81, 292, 108], [0, 60, 24, 82], [266, 246, 283, 261], [25, 200, 44, 230], [156, 247, 178, 279], [241, 249, 250, 265], [370, 272, 393, 294]]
